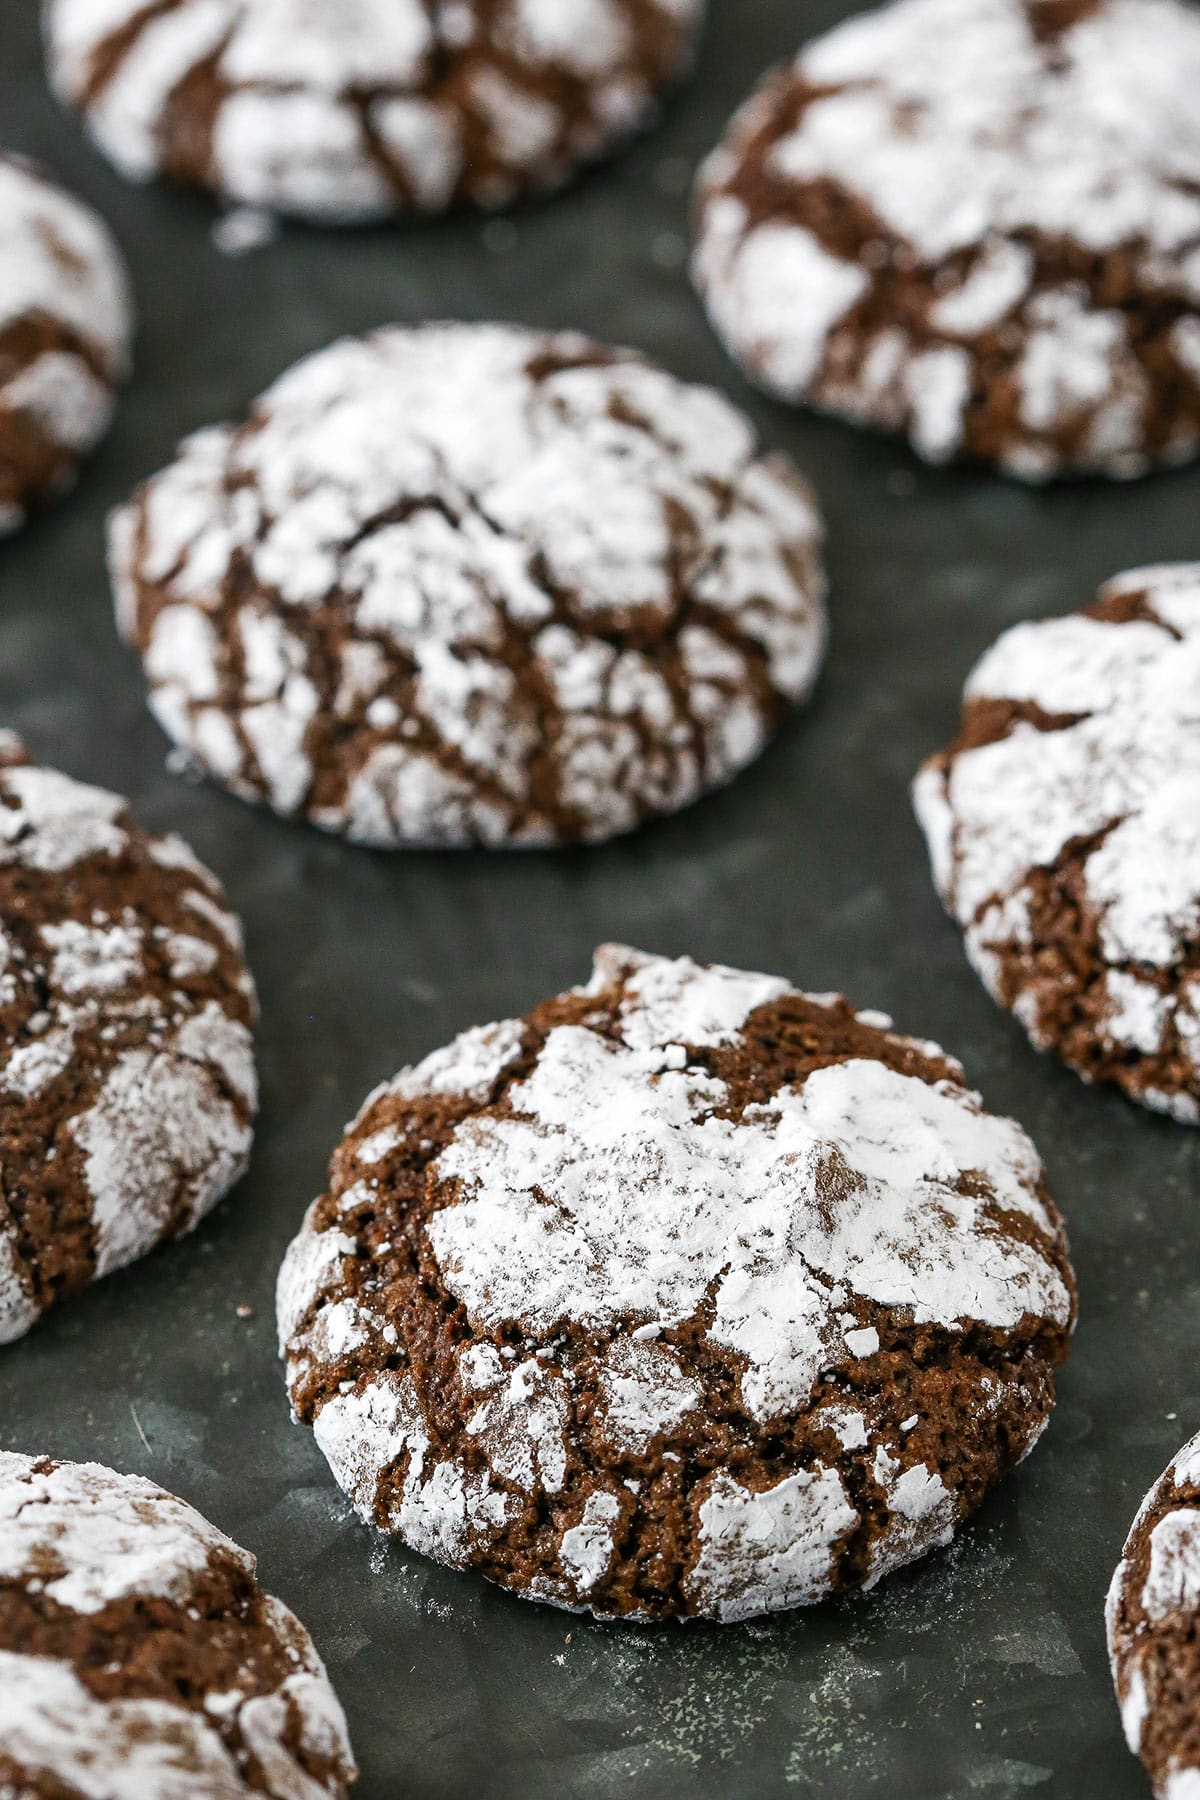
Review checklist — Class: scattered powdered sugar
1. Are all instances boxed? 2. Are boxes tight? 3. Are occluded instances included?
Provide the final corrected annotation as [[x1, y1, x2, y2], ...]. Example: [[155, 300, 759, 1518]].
[[693, 0, 1200, 477], [0, 1456, 356, 1797], [915, 565, 1200, 1113], [111, 323, 826, 847], [46, 0, 702, 223], [283, 947, 1069, 1620]]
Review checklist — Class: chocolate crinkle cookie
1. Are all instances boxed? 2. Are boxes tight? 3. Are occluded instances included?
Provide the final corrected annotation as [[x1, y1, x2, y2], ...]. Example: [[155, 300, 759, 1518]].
[[0, 152, 131, 535], [692, 0, 1200, 480], [110, 323, 827, 849], [43, 0, 704, 223], [0, 1452, 357, 1798], [0, 733, 258, 1346], [915, 564, 1200, 1124], [277, 945, 1075, 1623], [1107, 1432, 1200, 1800]]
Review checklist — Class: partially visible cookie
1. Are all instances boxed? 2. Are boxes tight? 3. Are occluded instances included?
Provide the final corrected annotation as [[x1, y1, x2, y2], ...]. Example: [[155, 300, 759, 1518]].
[[0, 1452, 357, 1798], [44, 0, 704, 223], [110, 323, 827, 849], [693, 0, 1200, 479], [914, 564, 1200, 1123], [278, 944, 1075, 1623], [1107, 1432, 1200, 1799], [0, 153, 131, 534], [0, 734, 258, 1344]]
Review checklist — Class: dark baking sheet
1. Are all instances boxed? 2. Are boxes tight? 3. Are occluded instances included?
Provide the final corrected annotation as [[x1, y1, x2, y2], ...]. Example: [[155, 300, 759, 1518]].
[[3, 3, 1200, 1794]]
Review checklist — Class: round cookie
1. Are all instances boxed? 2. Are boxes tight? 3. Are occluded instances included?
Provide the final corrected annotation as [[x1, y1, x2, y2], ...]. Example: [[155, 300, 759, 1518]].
[[0, 733, 258, 1345], [277, 944, 1075, 1623], [915, 564, 1200, 1124], [0, 153, 131, 534], [692, 0, 1200, 480], [43, 0, 704, 224], [109, 323, 827, 849], [0, 1452, 357, 1798], [1107, 1432, 1200, 1799]]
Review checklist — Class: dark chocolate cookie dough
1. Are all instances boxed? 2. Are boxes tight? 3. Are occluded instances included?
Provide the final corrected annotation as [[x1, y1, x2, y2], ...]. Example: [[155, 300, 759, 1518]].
[[278, 945, 1075, 1623], [915, 563, 1200, 1124], [44, 0, 704, 222], [0, 152, 131, 534], [1107, 1431, 1200, 1800], [0, 1452, 357, 1798], [110, 323, 827, 848], [0, 734, 258, 1344], [692, 0, 1200, 479]]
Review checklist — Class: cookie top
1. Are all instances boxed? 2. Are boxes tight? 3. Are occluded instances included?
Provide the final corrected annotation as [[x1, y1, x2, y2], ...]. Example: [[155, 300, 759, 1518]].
[[0, 734, 258, 1345], [278, 944, 1075, 1623], [1107, 1432, 1200, 1799], [0, 153, 131, 534], [0, 1452, 356, 1798], [915, 564, 1200, 1124], [44, 0, 703, 223], [110, 323, 827, 849], [692, 0, 1200, 479]]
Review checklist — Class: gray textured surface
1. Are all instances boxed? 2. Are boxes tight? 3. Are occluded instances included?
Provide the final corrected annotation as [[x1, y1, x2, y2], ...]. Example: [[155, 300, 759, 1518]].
[[2, 3, 1199, 1795]]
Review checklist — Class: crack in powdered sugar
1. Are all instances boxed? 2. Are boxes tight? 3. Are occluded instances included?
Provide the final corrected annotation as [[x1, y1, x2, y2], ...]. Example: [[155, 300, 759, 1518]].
[[915, 563, 1200, 1121], [111, 323, 827, 847], [693, 0, 1200, 478]]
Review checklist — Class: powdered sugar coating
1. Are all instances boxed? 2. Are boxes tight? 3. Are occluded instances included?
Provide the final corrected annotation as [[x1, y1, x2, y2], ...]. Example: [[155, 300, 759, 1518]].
[[0, 1454, 356, 1798], [693, 0, 1200, 478], [0, 738, 258, 1343], [112, 323, 827, 848], [44, 0, 703, 223], [0, 153, 131, 531], [1107, 1430, 1200, 1797], [915, 563, 1200, 1121], [279, 944, 1073, 1622]]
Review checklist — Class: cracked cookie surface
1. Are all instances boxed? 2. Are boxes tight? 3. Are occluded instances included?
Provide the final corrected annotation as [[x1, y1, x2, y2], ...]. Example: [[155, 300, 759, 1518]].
[[110, 322, 827, 849], [915, 563, 1200, 1123], [0, 1452, 357, 1798], [277, 944, 1075, 1623], [44, 0, 704, 223], [0, 152, 131, 535], [0, 733, 258, 1345], [692, 0, 1200, 479], [1107, 1431, 1200, 1800]]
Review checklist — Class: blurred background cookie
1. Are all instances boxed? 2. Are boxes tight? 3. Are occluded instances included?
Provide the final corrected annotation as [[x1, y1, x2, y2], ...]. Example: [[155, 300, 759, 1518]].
[[110, 323, 827, 848], [0, 152, 130, 534], [693, 0, 1200, 479], [44, 0, 705, 223]]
